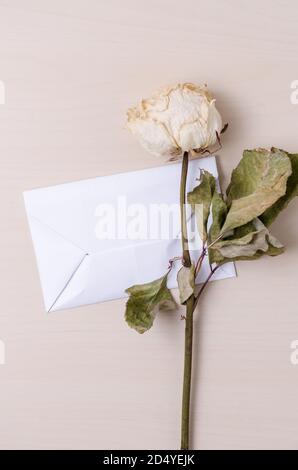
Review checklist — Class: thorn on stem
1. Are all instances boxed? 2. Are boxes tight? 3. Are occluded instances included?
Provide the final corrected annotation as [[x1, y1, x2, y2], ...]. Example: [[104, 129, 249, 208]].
[[220, 122, 229, 134]]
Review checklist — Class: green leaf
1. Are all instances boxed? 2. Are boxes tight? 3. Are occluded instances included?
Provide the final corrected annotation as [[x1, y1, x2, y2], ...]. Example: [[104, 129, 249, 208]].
[[208, 190, 227, 243], [221, 148, 292, 234], [211, 218, 284, 261], [260, 150, 298, 226], [208, 190, 227, 264], [187, 170, 216, 242], [177, 264, 195, 304], [125, 274, 177, 334], [230, 220, 256, 239]]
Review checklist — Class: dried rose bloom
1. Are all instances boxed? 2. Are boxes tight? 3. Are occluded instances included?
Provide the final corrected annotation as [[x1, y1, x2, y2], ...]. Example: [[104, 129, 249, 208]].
[[127, 83, 222, 159]]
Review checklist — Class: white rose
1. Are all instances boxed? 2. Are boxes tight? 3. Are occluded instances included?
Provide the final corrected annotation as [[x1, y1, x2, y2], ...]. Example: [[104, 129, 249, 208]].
[[127, 83, 223, 159]]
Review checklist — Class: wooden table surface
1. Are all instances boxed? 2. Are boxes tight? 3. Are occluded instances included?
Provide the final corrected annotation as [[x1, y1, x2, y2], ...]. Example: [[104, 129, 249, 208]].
[[0, 0, 298, 449]]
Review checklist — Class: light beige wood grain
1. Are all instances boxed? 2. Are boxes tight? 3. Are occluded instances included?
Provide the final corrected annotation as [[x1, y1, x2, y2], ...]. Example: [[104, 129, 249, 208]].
[[0, 0, 298, 450]]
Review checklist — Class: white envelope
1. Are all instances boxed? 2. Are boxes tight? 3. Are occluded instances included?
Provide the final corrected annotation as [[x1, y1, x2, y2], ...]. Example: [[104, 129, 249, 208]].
[[23, 156, 236, 312]]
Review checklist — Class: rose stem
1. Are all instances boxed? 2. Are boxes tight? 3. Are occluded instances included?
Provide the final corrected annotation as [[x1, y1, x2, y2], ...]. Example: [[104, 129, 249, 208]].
[[179, 152, 219, 449], [180, 151, 191, 268], [180, 151, 195, 450]]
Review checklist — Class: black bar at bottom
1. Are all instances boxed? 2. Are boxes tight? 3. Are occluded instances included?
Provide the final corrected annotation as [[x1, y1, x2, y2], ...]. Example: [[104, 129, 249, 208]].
[[0, 450, 297, 467]]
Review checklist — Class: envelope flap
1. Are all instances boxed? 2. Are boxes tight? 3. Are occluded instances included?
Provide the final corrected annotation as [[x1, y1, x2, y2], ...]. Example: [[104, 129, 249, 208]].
[[49, 244, 140, 311], [27, 215, 87, 311]]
